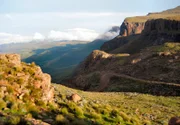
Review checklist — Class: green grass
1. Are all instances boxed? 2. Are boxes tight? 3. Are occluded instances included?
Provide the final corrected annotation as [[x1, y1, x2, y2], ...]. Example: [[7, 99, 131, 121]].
[[53, 84, 180, 125], [125, 13, 180, 23], [154, 42, 180, 53]]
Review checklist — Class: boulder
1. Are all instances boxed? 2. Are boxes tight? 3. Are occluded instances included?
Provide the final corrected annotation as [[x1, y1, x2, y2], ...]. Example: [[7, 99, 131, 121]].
[[168, 117, 180, 125], [70, 94, 81, 103]]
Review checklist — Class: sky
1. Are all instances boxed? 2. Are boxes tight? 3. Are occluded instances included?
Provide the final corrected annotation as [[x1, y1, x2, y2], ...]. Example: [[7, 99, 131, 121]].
[[0, 0, 179, 44]]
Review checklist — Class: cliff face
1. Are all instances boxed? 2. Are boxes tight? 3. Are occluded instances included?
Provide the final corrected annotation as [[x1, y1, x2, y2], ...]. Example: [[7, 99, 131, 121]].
[[0, 54, 54, 104], [143, 19, 180, 33], [101, 18, 180, 53], [101, 6, 180, 53], [120, 21, 145, 36]]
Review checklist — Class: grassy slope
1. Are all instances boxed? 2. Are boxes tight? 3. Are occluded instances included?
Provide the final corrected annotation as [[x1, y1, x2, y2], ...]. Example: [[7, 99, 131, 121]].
[[53, 83, 180, 125], [125, 6, 180, 23]]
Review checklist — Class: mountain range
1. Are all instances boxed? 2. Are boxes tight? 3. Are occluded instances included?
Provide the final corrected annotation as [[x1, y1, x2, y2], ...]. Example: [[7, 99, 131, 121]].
[[0, 6, 180, 125]]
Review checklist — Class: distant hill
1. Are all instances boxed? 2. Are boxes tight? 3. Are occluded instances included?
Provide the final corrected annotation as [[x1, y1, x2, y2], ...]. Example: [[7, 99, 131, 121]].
[[0, 40, 89, 59], [24, 26, 119, 83]]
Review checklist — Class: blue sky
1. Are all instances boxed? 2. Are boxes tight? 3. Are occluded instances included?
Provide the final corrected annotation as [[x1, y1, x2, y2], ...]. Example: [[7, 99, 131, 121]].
[[0, 0, 179, 44]]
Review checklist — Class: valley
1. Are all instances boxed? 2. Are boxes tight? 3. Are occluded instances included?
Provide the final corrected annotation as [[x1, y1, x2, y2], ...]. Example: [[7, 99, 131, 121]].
[[0, 4, 180, 125]]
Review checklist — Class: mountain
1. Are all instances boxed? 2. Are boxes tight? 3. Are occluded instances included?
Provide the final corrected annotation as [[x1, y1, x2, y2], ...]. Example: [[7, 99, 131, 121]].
[[101, 6, 180, 53], [0, 7, 180, 125], [71, 6, 180, 95], [24, 27, 119, 83]]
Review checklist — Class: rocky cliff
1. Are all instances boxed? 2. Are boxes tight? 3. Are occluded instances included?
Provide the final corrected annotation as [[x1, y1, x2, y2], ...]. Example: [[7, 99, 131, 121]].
[[101, 6, 180, 52], [143, 18, 180, 33], [101, 18, 180, 53], [119, 6, 180, 37], [119, 21, 145, 36]]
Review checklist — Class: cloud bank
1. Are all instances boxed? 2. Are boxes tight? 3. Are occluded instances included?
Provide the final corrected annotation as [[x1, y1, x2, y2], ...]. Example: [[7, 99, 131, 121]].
[[0, 28, 100, 44]]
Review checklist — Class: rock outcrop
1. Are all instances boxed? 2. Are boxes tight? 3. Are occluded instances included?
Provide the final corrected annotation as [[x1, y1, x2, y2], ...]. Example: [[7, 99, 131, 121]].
[[0, 54, 54, 104], [0, 54, 21, 65], [120, 21, 145, 36]]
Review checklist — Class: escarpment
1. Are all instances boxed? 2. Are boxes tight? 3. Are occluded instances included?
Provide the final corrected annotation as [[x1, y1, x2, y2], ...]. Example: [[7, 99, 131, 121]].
[[101, 18, 180, 53], [101, 6, 180, 53]]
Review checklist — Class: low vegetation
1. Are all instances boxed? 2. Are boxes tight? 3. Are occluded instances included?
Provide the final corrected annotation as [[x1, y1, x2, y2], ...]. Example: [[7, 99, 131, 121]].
[[52, 84, 180, 125]]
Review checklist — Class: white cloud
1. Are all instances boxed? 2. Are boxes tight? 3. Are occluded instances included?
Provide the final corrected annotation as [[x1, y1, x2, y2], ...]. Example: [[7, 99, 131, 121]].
[[0, 33, 32, 44], [0, 28, 100, 44], [97, 27, 120, 40], [5, 14, 13, 20], [47, 28, 99, 41], [33, 32, 45, 40]]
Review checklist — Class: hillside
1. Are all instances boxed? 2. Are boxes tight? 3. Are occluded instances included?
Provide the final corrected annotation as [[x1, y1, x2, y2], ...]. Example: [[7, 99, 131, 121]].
[[0, 54, 179, 125], [72, 43, 180, 93]]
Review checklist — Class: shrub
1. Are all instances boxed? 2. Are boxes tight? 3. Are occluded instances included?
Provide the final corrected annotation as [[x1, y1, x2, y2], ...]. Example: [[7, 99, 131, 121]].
[[0, 99, 6, 110], [17, 78, 24, 85], [110, 109, 119, 117], [18, 104, 28, 114], [72, 119, 87, 125], [6, 86, 14, 93], [74, 107, 83, 118], [7, 116, 21, 125], [90, 111, 101, 120], [55, 114, 69, 125], [120, 112, 131, 122], [35, 99, 46, 107], [10, 103, 19, 113], [61, 107, 69, 115]]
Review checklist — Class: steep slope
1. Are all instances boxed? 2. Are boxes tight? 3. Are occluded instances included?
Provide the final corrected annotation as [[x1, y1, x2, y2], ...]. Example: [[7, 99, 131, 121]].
[[101, 6, 180, 53], [111, 18, 180, 54], [120, 6, 180, 36]]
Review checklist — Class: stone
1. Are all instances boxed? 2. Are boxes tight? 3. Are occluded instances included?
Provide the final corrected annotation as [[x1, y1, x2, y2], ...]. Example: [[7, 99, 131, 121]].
[[131, 58, 141, 64], [168, 117, 180, 125], [70, 94, 81, 103]]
